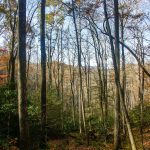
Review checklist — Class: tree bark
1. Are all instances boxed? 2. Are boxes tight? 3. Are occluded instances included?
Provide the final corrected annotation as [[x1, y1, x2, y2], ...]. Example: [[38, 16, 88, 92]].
[[114, 0, 121, 149], [18, 0, 29, 149], [72, 0, 86, 135], [40, 0, 47, 146], [103, 0, 137, 149]]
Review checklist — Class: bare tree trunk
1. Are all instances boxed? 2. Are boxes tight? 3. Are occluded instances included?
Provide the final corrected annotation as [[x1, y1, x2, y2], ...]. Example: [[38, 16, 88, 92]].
[[60, 28, 64, 130], [47, 28, 53, 89], [8, 7, 17, 85], [40, 0, 47, 146], [137, 32, 144, 149], [103, 0, 137, 149], [56, 31, 60, 100], [72, 0, 86, 135], [121, 18, 126, 136], [114, 1, 121, 149], [67, 39, 76, 127], [90, 25, 104, 123], [103, 39, 108, 141], [18, 0, 29, 149], [36, 45, 39, 90], [26, 35, 34, 81]]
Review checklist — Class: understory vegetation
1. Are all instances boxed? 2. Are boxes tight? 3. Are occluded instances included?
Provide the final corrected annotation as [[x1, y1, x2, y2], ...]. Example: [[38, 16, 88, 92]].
[[0, 84, 150, 149]]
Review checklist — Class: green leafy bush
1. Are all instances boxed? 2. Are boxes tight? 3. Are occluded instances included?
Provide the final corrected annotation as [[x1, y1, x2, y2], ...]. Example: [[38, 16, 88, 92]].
[[130, 103, 150, 126], [0, 84, 18, 138]]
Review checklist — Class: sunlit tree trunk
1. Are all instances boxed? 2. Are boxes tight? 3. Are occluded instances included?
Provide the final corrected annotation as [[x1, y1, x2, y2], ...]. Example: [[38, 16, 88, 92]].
[[36, 45, 39, 90], [72, 0, 86, 135], [47, 28, 53, 89], [67, 38, 76, 127], [103, 0, 137, 149], [56, 31, 60, 100], [137, 32, 144, 149], [90, 25, 104, 123]]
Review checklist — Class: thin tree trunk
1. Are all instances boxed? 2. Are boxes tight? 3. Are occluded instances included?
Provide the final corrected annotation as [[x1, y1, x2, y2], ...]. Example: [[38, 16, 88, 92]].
[[137, 32, 144, 149], [8, 9, 17, 85], [114, 1, 121, 149], [121, 18, 126, 136], [36, 45, 39, 90], [103, 0, 137, 149], [90, 25, 104, 123], [68, 43, 76, 127], [60, 28, 64, 130], [47, 29, 53, 89], [72, 0, 86, 135]]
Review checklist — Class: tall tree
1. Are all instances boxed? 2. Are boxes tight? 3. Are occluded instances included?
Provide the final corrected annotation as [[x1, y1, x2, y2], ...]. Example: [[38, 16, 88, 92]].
[[40, 0, 47, 146], [3, 0, 18, 85], [114, 0, 120, 149], [103, 0, 137, 149], [18, 0, 29, 149], [72, 0, 86, 135]]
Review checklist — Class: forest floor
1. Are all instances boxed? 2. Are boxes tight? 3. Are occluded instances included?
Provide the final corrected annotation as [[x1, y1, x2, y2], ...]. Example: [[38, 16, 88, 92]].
[[47, 127, 150, 150], [2, 126, 150, 150]]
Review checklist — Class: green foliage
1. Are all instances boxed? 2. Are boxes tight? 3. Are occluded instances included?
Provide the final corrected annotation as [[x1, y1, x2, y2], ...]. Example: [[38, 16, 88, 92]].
[[46, 88, 63, 137], [105, 114, 114, 129], [0, 139, 9, 149], [0, 84, 18, 139], [130, 106, 140, 126], [86, 110, 114, 135], [130, 104, 150, 126], [0, 86, 41, 148], [27, 90, 41, 122], [63, 105, 79, 133], [26, 90, 41, 148]]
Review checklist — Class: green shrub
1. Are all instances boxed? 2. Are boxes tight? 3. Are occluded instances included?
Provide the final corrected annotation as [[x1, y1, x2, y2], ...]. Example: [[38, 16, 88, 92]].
[[130, 103, 150, 126], [0, 84, 18, 139]]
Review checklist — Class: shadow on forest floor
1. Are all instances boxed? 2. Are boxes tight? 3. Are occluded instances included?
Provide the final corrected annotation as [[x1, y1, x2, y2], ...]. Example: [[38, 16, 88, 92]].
[[1, 126, 150, 150], [47, 127, 150, 150]]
